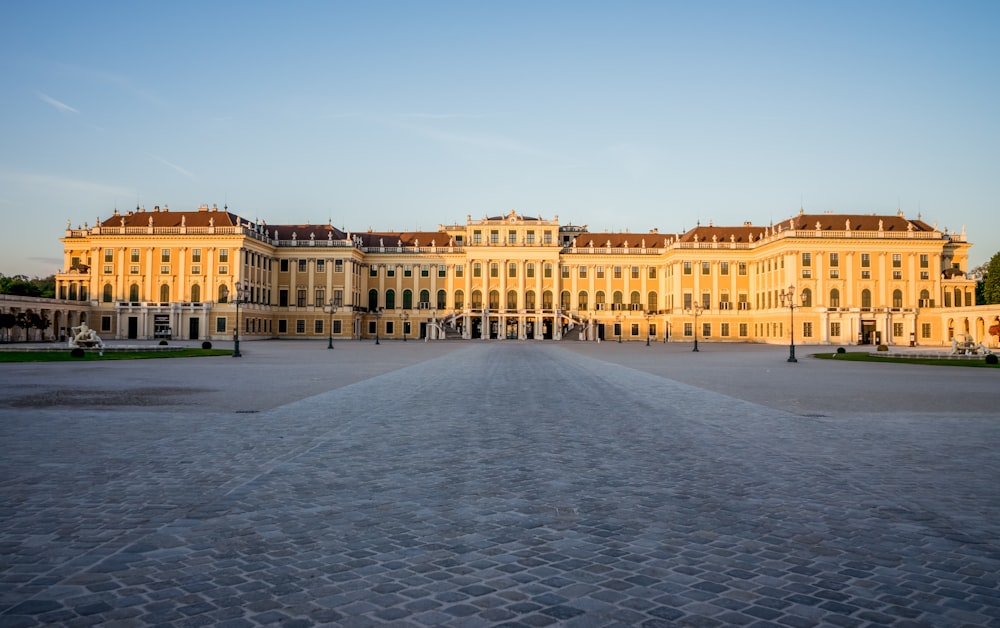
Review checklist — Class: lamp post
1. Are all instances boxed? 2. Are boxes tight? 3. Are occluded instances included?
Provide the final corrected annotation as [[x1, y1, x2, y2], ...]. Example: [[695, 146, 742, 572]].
[[646, 312, 652, 346], [326, 298, 338, 349], [402, 311, 409, 341], [778, 284, 801, 363], [685, 303, 704, 352], [232, 280, 248, 358], [429, 308, 436, 342], [616, 314, 622, 343], [374, 307, 383, 345]]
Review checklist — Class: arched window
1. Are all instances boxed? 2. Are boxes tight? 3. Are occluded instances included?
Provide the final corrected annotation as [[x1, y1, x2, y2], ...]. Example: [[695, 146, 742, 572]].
[[801, 288, 812, 308], [473, 262, 482, 277], [560, 290, 570, 310], [368, 288, 379, 311], [385, 289, 396, 310], [613, 291, 623, 305], [578, 291, 589, 311], [506, 290, 517, 310], [919, 289, 930, 305], [454, 290, 465, 309], [488, 290, 500, 309], [892, 289, 903, 308], [861, 289, 872, 309], [131, 284, 141, 302], [648, 291, 658, 312], [159, 284, 170, 303], [538, 291, 550, 309], [471, 290, 482, 308], [102, 283, 113, 303], [419, 289, 430, 306], [402, 289, 412, 309], [829, 288, 840, 308], [596, 291, 606, 306], [954, 287, 961, 308], [436, 289, 446, 309], [218, 284, 229, 303], [80, 286, 88, 301], [526, 290, 536, 310], [69, 284, 77, 300], [630, 291, 641, 305], [190, 284, 201, 303]]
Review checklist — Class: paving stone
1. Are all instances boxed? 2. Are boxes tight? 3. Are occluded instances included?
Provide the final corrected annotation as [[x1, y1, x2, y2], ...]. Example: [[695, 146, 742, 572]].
[[1, 342, 998, 627]]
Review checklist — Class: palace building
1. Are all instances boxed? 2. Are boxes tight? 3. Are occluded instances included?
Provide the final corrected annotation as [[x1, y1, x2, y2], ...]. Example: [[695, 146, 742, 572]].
[[55, 204, 983, 346]]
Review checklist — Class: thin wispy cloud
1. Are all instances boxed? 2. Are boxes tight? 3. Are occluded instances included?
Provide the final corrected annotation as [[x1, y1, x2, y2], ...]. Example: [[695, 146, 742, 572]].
[[146, 154, 196, 180], [36, 92, 79, 114]]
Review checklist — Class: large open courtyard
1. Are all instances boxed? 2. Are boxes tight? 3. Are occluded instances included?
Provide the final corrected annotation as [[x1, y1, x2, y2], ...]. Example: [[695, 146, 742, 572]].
[[1, 340, 998, 627]]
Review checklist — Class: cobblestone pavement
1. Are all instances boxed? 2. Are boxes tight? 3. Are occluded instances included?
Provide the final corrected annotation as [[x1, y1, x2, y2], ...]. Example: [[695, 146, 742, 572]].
[[1, 342, 998, 627]]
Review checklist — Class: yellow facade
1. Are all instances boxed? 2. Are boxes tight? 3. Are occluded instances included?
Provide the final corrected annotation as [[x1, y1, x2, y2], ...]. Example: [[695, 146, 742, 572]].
[[56, 205, 983, 346]]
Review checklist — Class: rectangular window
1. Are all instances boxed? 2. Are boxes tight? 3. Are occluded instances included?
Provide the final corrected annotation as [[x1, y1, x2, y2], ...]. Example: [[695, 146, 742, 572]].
[[103, 265, 112, 274], [596, 266, 604, 279], [216, 317, 227, 333], [544, 231, 553, 244], [473, 230, 482, 244], [161, 249, 171, 263], [316, 259, 325, 273], [701, 293, 711, 309], [298, 259, 307, 272], [296, 319, 305, 334], [218, 266, 228, 275], [892, 254, 902, 268], [100, 315, 112, 332], [509, 262, 517, 278], [801, 252, 811, 267], [803, 322, 813, 338], [831, 322, 841, 337], [130, 265, 139, 274], [160, 265, 170, 274], [544, 264, 552, 278], [702, 322, 711, 338], [919, 254, 929, 269], [720, 262, 729, 276], [334, 259, 343, 273], [219, 249, 229, 263], [490, 263, 499, 278], [191, 249, 202, 263], [649, 266, 657, 279], [527, 231, 535, 244], [738, 262, 747, 276], [508, 231, 517, 244], [129, 248, 140, 263], [921, 323, 931, 339], [562, 266, 570, 279], [455, 264, 464, 278], [368, 321, 376, 334], [802, 269, 812, 279], [402, 265, 411, 278], [280, 259, 290, 273], [333, 289, 343, 306], [893, 322, 904, 338], [739, 323, 748, 337], [473, 264, 481, 277], [333, 320, 342, 334], [278, 319, 288, 333], [614, 266, 622, 279], [684, 322, 693, 337], [861, 253, 871, 268], [438, 266, 446, 278], [861, 270, 871, 279], [490, 230, 499, 244], [683, 293, 693, 309], [893, 271, 902, 280], [829, 253, 839, 267], [920, 271, 929, 280], [370, 265, 378, 277], [721, 323, 730, 337], [297, 290, 306, 307], [416, 265, 427, 277], [631, 323, 639, 336], [829, 269, 839, 279], [386, 321, 394, 335], [579, 266, 587, 278], [315, 289, 325, 305], [191, 266, 201, 275], [649, 324, 657, 338], [631, 266, 640, 279], [387, 267, 395, 278], [314, 319, 324, 334], [104, 249, 113, 262], [683, 261, 692, 275], [702, 261, 711, 275]]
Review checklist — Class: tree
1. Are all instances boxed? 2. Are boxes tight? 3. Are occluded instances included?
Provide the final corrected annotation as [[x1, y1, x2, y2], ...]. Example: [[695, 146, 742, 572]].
[[14, 312, 31, 342], [981, 251, 1000, 305], [0, 311, 14, 343], [0, 274, 42, 297]]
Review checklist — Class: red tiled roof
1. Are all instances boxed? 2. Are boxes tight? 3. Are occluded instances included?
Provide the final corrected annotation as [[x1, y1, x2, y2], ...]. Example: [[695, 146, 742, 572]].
[[99, 206, 243, 228]]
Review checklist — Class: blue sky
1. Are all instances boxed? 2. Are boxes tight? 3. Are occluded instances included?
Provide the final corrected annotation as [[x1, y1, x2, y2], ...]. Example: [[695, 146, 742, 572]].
[[2, 1, 998, 277]]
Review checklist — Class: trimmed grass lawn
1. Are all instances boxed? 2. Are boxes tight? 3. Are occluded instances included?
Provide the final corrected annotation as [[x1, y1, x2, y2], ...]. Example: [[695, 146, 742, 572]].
[[813, 351, 999, 368], [0, 349, 233, 362]]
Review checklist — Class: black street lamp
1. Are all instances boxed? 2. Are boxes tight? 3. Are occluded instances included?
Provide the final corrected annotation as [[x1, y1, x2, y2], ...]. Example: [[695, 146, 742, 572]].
[[402, 311, 409, 341], [374, 307, 383, 345], [686, 303, 704, 352], [646, 312, 651, 346], [326, 298, 338, 349], [779, 285, 803, 363], [616, 314, 622, 343], [232, 280, 248, 358]]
